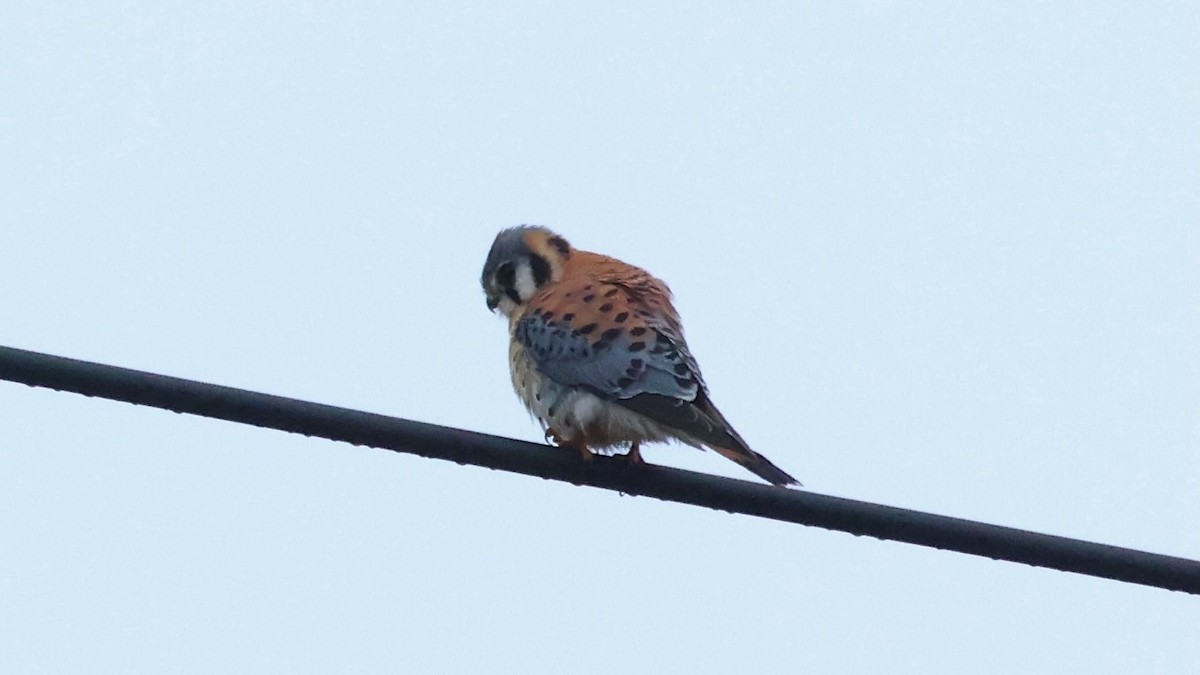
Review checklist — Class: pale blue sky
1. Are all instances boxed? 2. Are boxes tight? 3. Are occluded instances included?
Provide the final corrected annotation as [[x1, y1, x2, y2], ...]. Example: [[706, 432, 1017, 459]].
[[1, 3, 1197, 673]]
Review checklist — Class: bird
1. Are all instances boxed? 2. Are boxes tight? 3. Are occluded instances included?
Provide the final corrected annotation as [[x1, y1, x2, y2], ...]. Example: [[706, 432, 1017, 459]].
[[480, 225, 799, 487]]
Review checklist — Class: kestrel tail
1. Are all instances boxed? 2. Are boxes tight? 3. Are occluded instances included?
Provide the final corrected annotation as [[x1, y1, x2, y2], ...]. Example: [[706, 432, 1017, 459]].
[[480, 225, 800, 487]]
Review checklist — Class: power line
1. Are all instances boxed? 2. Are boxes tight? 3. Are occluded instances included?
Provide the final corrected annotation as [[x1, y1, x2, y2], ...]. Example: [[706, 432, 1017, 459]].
[[1, 344, 1196, 594]]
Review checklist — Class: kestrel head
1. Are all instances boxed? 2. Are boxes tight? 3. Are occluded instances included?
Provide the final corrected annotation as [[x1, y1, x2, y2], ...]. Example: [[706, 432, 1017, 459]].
[[481, 225, 572, 317]]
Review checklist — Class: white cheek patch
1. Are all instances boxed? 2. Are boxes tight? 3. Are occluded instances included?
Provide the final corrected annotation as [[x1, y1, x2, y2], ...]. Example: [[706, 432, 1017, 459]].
[[513, 262, 538, 302], [497, 295, 519, 317]]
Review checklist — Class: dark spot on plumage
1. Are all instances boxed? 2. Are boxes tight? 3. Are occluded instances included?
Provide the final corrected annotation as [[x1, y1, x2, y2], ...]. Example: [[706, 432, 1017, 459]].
[[656, 332, 671, 343], [616, 376, 634, 388], [562, 313, 575, 321], [650, 344, 669, 355], [579, 323, 598, 335], [628, 341, 646, 352], [582, 294, 595, 303], [601, 328, 621, 342], [604, 288, 619, 298], [674, 363, 690, 376], [593, 341, 609, 352], [629, 326, 647, 336], [530, 254, 551, 287], [583, 285, 593, 291], [614, 312, 629, 323], [548, 235, 570, 257], [630, 358, 644, 370], [674, 376, 692, 388], [542, 311, 555, 321], [598, 303, 613, 312]]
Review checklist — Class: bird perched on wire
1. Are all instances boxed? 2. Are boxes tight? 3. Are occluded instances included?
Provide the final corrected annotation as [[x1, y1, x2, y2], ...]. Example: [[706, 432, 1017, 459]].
[[480, 225, 799, 487]]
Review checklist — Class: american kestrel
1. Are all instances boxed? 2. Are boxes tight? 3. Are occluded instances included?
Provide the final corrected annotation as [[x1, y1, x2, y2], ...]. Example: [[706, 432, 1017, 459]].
[[481, 226, 799, 487]]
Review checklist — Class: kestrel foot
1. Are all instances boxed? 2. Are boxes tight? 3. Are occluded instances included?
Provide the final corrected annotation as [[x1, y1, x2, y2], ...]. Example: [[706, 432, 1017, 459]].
[[546, 429, 594, 462], [557, 440, 594, 463], [624, 442, 644, 465]]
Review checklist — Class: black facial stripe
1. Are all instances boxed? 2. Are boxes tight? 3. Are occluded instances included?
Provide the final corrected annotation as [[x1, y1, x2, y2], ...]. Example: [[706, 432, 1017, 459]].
[[530, 254, 551, 287], [548, 236, 570, 257]]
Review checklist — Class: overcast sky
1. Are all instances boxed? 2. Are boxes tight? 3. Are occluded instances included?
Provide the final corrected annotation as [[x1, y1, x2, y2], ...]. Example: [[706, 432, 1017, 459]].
[[1, 3, 1197, 673]]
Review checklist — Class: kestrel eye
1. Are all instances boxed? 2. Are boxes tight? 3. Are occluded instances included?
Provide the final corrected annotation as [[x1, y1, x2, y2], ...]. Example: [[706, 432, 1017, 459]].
[[496, 262, 515, 287]]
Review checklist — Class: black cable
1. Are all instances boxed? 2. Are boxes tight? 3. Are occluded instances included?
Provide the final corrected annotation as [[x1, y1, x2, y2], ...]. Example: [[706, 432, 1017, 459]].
[[1, 344, 1196, 594]]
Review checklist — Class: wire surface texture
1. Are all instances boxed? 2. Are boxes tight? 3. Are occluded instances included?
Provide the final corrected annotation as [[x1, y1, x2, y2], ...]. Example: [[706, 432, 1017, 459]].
[[2, 344, 1197, 594]]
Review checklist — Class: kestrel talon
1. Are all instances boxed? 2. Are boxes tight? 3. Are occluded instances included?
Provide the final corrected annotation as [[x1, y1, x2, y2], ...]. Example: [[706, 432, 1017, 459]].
[[481, 226, 799, 487]]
